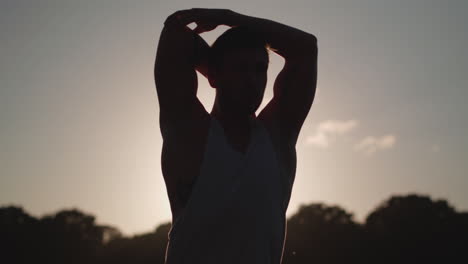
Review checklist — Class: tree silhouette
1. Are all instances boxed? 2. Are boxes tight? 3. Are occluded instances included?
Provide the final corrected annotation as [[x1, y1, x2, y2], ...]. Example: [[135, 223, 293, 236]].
[[365, 194, 466, 263], [282, 203, 365, 264], [100, 222, 171, 264], [39, 208, 105, 264], [101, 225, 124, 244], [2, 193, 467, 264], [0, 206, 40, 264]]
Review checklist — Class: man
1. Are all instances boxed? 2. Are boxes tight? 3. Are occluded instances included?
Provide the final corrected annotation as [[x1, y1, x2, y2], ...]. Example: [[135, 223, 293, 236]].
[[154, 8, 317, 264]]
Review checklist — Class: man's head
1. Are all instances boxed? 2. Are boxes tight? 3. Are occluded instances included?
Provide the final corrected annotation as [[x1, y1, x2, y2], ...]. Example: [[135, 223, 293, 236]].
[[207, 26, 271, 116]]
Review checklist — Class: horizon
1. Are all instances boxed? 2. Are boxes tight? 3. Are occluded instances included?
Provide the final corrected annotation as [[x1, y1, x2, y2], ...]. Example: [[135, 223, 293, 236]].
[[3, 191, 463, 237]]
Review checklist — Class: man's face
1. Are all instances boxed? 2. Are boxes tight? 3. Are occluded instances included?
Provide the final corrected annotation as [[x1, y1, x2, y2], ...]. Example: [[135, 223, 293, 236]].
[[212, 48, 269, 116]]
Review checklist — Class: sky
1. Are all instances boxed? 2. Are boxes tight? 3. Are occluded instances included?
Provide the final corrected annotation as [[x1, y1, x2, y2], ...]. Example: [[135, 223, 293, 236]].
[[1, 0, 467, 236]]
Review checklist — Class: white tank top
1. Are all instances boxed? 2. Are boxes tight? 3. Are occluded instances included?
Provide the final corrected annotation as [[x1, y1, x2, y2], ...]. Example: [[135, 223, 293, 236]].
[[165, 115, 293, 264]]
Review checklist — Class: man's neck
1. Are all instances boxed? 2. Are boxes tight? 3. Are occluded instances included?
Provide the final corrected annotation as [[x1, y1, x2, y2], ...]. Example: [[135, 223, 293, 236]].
[[211, 106, 254, 131]]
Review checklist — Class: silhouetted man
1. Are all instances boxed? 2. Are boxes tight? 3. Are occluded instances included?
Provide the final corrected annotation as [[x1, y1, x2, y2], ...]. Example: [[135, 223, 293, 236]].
[[154, 8, 317, 264]]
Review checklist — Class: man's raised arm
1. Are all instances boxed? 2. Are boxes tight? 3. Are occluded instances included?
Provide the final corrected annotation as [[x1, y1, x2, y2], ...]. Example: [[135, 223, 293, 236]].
[[154, 11, 210, 137], [227, 11, 317, 60], [226, 11, 318, 145]]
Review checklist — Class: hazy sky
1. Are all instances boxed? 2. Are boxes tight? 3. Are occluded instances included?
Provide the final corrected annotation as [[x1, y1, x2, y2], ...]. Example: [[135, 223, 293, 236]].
[[1, 0, 467, 236]]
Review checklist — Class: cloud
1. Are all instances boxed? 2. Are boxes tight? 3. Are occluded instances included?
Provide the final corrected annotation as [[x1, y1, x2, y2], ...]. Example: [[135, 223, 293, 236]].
[[354, 134, 396, 155], [305, 120, 358, 148]]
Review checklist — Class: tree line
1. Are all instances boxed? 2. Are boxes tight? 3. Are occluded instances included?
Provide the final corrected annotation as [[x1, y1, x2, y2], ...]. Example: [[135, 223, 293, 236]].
[[1, 193, 467, 264]]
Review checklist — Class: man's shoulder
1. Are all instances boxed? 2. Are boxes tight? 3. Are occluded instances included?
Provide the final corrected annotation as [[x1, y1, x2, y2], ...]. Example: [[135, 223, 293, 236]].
[[161, 106, 211, 144], [257, 112, 298, 150]]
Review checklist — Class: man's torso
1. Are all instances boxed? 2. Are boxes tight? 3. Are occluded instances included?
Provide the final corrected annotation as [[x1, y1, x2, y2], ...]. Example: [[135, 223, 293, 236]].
[[161, 109, 297, 222]]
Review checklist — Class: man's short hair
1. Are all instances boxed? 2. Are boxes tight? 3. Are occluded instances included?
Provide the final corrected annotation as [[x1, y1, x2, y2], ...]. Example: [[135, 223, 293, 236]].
[[208, 25, 271, 74]]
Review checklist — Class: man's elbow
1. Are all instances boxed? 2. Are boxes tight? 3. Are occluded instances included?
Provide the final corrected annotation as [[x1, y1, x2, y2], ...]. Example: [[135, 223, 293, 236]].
[[306, 35, 318, 57], [297, 36, 317, 61], [307, 33, 317, 45]]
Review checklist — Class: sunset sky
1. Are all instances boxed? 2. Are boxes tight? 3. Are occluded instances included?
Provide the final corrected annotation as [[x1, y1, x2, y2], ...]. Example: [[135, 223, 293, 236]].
[[1, 0, 467, 236]]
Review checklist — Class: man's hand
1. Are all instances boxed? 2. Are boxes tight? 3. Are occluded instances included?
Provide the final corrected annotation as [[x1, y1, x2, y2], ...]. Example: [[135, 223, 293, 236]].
[[166, 8, 240, 34]]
